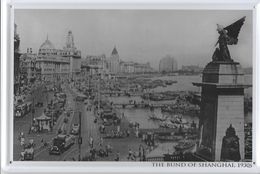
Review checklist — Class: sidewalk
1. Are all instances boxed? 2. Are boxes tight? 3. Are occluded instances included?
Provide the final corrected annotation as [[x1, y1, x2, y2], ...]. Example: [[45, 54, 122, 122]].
[[13, 85, 54, 160]]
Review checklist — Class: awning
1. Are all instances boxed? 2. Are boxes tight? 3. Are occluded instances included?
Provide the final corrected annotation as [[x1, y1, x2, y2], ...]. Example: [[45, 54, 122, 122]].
[[36, 113, 51, 121]]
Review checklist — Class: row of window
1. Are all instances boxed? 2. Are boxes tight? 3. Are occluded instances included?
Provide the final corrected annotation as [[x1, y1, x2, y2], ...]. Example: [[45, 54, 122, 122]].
[[39, 49, 80, 56]]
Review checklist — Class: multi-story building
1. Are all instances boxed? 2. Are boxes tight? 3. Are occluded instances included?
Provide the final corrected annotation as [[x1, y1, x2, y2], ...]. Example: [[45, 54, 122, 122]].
[[134, 62, 154, 74], [36, 36, 70, 81], [63, 31, 81, 79], [14, 24, 21, 94], [86, 54, 107, 70], [108, 46, 120, 74], [159, 55, 178, 73], [35, 31, 81, 82], [81, 54, 108, 77], [19, 48, 37, 83], [119, 60, 154, 74], [119, 61, 135, 74]]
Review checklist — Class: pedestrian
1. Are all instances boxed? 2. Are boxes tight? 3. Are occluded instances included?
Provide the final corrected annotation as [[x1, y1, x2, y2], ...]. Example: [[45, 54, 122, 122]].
[[99, 137, 103, 147], [28, 126, 31, 134], [135, 128, 139, 138], [128, 148, 133, 160], [105, 145, 109, 156], [142, 148, 146, 161], [142, 133, 146, 142], [139, 145, 142, 158], [89, 136, 94, 148], [102, 124, 105, 133], [133, 152, 137, 161], [117, 125, 120, 133], [114, 152, 120, 161]]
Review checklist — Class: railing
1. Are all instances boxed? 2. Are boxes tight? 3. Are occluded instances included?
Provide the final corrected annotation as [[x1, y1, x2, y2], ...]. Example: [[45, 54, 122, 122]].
[[146, 153, 206, 162], [146, 156, 164, 161]]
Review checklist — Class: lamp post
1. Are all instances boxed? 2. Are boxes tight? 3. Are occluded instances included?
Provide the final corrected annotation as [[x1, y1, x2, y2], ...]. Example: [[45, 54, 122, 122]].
[[78, 111, 82, 161]]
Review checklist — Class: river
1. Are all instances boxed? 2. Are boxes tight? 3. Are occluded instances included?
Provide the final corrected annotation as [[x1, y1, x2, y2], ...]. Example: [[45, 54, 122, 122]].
[[107, 74, 252, 129]]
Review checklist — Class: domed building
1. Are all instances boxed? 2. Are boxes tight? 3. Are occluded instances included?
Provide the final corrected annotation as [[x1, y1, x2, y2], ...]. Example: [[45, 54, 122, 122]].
[[36, 36, 70, 81], [35, 31, 81, 81], [159, 55, 178, 73], [38, 36, 56, 55]]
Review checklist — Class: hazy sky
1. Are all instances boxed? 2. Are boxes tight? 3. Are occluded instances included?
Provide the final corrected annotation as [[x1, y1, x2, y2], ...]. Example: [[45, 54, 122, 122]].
[[15, 10, 253, 69]]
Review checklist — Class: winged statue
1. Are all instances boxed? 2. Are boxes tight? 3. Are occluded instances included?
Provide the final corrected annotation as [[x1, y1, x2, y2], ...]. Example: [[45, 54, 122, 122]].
[[212, 16, 246, 62]]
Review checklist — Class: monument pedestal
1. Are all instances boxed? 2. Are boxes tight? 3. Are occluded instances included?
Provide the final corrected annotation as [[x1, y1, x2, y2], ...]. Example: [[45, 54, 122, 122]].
[[193, 61, 251, 161]]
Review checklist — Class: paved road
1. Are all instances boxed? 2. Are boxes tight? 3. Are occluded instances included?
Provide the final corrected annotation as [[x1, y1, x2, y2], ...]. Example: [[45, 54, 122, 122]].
[[33, 85, 79, 161], [32, 83, 101, 161], [58, 88, 101, 161], [27, 84, 146, 161]]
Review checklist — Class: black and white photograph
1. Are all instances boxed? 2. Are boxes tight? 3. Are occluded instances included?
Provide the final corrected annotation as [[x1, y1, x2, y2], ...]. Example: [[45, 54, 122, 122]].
[[13, 9, 253, 162]]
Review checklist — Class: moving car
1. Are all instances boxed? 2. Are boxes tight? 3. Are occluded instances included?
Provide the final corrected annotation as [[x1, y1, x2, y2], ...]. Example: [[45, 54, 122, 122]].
[[49, 134, 75, 155], [75, 94, 88, 102], [71, 124, 80, 135]]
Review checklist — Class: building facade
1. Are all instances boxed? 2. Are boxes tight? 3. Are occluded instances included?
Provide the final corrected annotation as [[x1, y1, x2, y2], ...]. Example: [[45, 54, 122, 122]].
[[120, 61, 154, 74], [159, 55, 178, 73], [108, 46, 120, 74], [63, 31, 82, 79], [134, 62, 154, 73], [14, 24, 21, 94], [19, 48, 37, 83], [81, 54, 108, 77], [119, 61, 135, 74], [86, 54, 107, 71], [35, 31, 81, 82], [36, 36, 70, 82]]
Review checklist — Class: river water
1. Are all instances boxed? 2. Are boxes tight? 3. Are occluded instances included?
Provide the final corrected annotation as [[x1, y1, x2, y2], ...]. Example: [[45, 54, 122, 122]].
[[108, 75, 252, 129]]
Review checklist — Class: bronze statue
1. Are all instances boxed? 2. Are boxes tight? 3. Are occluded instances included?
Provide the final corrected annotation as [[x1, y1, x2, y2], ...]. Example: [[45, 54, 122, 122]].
[[212, 16, 246, 62], [220, 124, 241, 161]]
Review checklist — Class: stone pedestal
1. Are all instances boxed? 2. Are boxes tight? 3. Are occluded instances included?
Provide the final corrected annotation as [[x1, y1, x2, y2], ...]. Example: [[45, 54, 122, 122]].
[[193, 61, 251, 161]]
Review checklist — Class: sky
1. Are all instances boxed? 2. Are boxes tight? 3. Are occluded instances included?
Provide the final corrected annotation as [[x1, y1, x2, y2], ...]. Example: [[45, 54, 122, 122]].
[[15, 10, 253, 70]]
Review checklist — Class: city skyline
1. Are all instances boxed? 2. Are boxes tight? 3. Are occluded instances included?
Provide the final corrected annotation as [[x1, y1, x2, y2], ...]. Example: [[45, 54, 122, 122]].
[[15, 10, 253, 69]]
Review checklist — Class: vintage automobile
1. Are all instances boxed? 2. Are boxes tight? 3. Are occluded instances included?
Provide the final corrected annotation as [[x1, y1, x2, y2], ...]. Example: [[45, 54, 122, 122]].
[[75, 94, 88, 102], [15, 102, 32, 117], [49, 134, 75, 155], [71, 124, 80, 135], [35, 101, 44, 107]]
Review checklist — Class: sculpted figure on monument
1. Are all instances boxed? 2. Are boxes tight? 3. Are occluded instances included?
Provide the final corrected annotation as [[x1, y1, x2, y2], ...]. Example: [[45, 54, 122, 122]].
[[220, 124, 241, 161], [212, 16, 246, 62]]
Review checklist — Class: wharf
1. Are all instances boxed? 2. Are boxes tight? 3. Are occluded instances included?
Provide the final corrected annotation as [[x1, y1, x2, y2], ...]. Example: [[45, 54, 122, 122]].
[[139, 128, 179, 135]]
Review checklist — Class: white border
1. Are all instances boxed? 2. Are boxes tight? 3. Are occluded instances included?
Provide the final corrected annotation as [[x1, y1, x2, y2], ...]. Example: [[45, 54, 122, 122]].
[[1, 0, 260, 173]]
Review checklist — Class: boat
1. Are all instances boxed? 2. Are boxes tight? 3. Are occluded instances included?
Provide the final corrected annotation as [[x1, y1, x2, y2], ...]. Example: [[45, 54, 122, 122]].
[[149, 112, 167, 121], [174, 140, 196, 151], [159, 120, 178, 129], [158, 135, 182, 142], [165, 80, 177, 85], [170, 115, 183, 124]]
